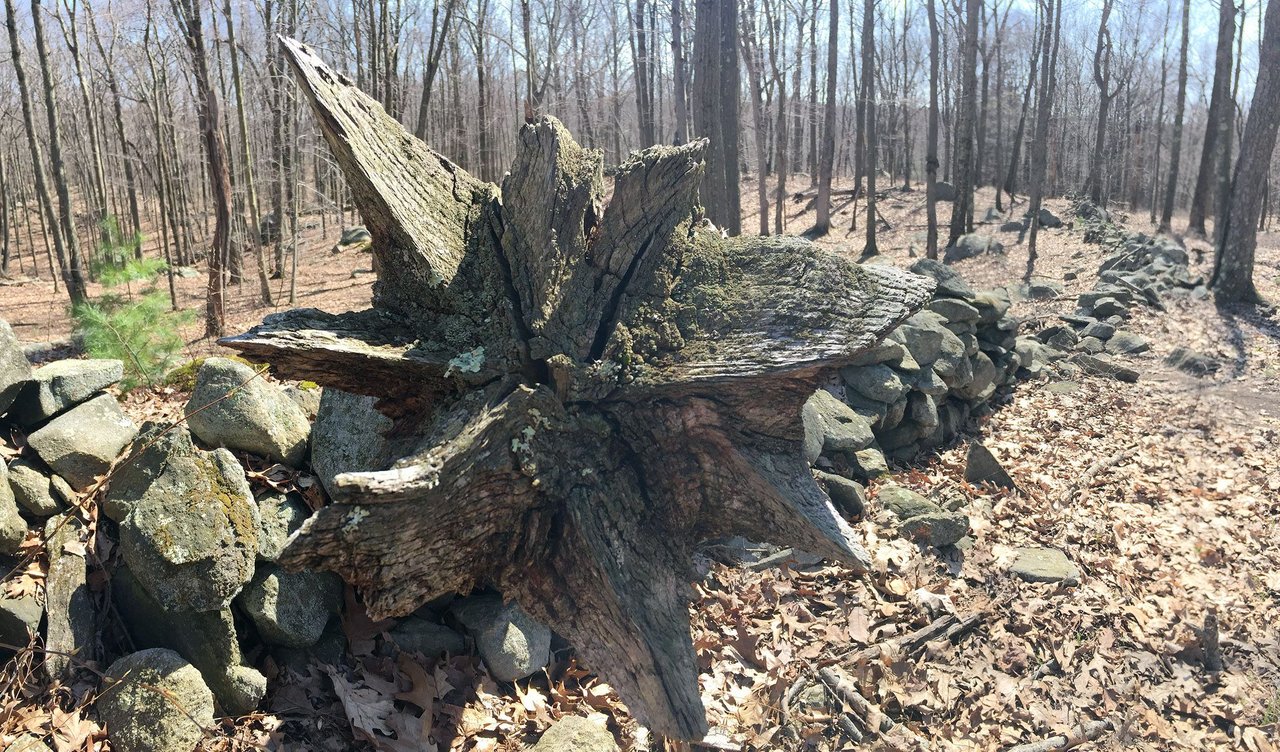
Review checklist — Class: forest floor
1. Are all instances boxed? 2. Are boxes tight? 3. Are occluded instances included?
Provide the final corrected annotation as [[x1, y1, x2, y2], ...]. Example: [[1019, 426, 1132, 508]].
[[1, 181, 1279, 751]]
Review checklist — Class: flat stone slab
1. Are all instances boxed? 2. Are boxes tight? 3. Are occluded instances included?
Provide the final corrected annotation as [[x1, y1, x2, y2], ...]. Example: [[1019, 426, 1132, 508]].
[[1010, 547, 1081, 586], [11, 359, 123, 426], [26, 393, 137, 491]]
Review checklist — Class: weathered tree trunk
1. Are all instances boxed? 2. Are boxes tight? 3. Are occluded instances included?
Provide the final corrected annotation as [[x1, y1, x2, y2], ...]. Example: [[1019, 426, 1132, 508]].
[[671, 0, 689, 144], [1187, 0, 1236, 239], [742, 0, 770, 237], [1212, 0, 1279, 303], [226, 39, 932, 740], [860, 0, 877, 256]]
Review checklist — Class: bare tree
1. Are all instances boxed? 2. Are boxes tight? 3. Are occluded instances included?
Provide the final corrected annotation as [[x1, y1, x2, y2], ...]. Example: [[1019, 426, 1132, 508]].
[[925, 0, 940, 258], [1212, 0, 1278, 303], [1158, 0, 1190, 233], [692, 0, 741, 235], [859, 0, 877, 256], [947, 0, 979, 247], [1083, 0, 1119, 205], [1187, 0, 1237, 239], [671, 0, 689, 144], [414, 0, 458, 141], [1024, 0, 1061, 281], [812, 0, 838, 236], [171, 0, 230, 337]]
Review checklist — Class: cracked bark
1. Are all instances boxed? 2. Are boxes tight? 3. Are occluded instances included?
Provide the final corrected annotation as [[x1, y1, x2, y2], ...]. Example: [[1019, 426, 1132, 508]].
[[222, 37, 933, 740]]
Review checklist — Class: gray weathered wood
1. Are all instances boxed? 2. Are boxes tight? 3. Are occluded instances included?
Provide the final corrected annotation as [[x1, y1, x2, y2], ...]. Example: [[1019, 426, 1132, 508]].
[[224, 38, 933, 740]]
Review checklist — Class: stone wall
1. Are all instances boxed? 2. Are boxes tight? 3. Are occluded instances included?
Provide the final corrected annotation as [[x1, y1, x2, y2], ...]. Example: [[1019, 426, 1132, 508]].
[[804, 259, 1024, 486]]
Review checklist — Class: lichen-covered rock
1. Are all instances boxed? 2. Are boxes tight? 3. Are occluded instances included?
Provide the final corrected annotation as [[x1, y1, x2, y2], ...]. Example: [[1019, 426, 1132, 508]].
[[115, 425, 258, 612], [11, 359, 123, 426], [452, 594, 551, 682], [0, 463, 27, 555], [111, 567, 267, 715], [841, 364, 909, 404], [185, 357, 311, 466], [26, 394, 136, 490], [1080, 320, 1116, 341], [310, 388, 394, 498], [851, 446, 890, 478], [878, 486, 941, 520], [6, 460, 65, 516], [5, 735, 53, 752], [926, 298, 981, 324], [1076, 336, 1106, 354], [98, 649, 215, 752], [0, 319, 32, 416], [1010, 547, 1080, 585], [389, 614, 466, 657], [282, 384, 322, 420], [238, 564, 342, 648], [954, 352, 997, 402], [802, 390, 875, 463], [1165, 347, 1219, 376], [531, 716, 620, 752], [255, 492, 310, 561], [1070, 353, 1140, 383], [43, 515, 95, 679], [900, 512, 969, 547]]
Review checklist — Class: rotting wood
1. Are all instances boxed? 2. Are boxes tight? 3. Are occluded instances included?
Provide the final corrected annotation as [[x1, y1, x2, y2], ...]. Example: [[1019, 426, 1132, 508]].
[[222, 37, 933, 739], [1005, 719, 1115, 752]]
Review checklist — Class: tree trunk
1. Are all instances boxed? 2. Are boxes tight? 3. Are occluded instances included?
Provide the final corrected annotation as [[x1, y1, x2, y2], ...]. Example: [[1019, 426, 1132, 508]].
[[860, 0, 876, 256], [692, 0, 741, 235], [5, 0, 81, 304], [414, 0, 457, 141], [32, 0, 87, 300], [1004, 8, 1040, 203], [87, 3, 142, 258], [813, 0, 839, 236], [171, 0, 229, 338], [671, 0, 689, 144], [224, 0, 273, 306], [948, 0, 979, 247], [925, 0, 940, 259], [227, 39, 932, 741], [1159, 0, 1191, 232], [1083, 0, 1117, 206], [1213, 0, 1279, 303], [1025, 0, 1061, 281], [742, 0, 770, 237], [1187, 0, 1236, 239]]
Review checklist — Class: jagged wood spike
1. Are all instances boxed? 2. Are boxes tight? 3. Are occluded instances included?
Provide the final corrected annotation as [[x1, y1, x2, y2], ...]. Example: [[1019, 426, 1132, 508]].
[[244, 38, 935, 742]]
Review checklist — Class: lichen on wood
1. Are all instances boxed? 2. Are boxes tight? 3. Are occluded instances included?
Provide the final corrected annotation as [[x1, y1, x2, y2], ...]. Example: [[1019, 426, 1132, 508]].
[[221, 37, 934, 740]]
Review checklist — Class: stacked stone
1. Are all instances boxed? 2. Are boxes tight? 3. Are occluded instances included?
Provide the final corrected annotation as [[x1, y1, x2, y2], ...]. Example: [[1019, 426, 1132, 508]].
[[1014, 200, 1208, 383], [803, 260, 1023, 491]]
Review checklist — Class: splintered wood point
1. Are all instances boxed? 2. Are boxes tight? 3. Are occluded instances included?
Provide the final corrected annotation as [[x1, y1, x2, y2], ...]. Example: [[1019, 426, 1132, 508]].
[[221, 36, 934, 740]]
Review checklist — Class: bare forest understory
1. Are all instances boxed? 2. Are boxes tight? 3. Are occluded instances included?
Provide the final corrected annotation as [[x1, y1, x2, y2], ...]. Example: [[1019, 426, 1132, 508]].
[[2, 183, 1280, 751]]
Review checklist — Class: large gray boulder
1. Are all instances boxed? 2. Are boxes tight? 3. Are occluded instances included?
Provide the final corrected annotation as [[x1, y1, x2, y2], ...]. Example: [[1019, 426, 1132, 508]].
[[114, 425, 258, 612], [1106, 330, 1150, 355], [26, 393, 137, 490], [11, 359, 123, 426], [531, 716, 620, 752], [944, 234, 1003, 263], [111, 567, 267, 715], [802, 390, 875, 462], [0, 463, 25, 555], [238, 564, 342, 648], [877, 486, 941, 520], [900, 511, 970, 548], [310, 388, 395, 498], [6, 460, 66, 517], [0, 319, 32, 416], [97, 649, 215, 752], [185, 358, 311, 466], [452, 594, 551, 682]]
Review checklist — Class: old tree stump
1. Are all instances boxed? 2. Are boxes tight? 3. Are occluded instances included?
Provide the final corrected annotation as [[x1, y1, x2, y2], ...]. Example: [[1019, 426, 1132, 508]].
[[224, 38, 933, 739]]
